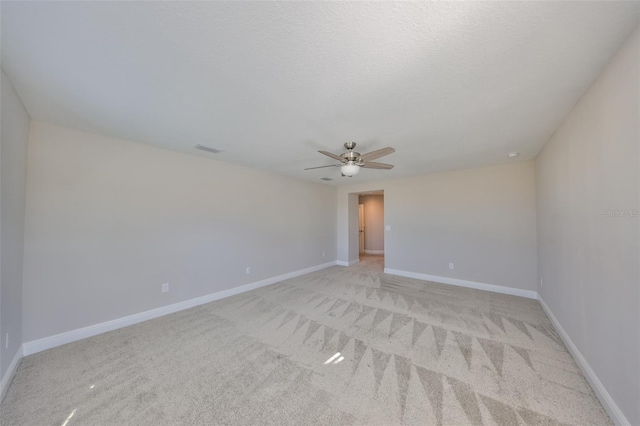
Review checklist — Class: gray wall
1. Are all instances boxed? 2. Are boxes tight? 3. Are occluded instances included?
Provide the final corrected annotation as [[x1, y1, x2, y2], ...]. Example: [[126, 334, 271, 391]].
[[0, 70, 29, 379], [347, 193, 359, 263], [536, 28, 639, 425], [359, 194, 384, 252], [338, 161, 538, 291], [336, 192, 361, 264], [22, 122, 337, 342]]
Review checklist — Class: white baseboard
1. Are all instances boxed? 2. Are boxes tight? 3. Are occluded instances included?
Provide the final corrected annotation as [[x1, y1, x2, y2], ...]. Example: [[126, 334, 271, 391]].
[[23, 261, 338, 356], [537, 296, 629, 426], [383, 268, 537, 299], [364, 250, 384, 255], [0, 345, 23, 403], [337, 259, 360, 267]]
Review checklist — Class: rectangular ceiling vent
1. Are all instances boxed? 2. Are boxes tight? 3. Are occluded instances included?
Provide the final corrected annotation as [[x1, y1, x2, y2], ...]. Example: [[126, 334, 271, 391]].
[[320, 177, 333, 181], [194, 144, 222, 154]]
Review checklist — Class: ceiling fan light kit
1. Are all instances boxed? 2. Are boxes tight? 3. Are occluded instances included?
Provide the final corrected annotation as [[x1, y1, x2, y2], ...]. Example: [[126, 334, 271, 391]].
[[305, 142, 395, 177], [341, 162, 360, 177]]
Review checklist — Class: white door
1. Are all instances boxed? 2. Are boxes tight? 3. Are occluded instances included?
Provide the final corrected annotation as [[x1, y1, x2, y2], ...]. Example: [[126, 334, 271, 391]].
[[358, 204, 365, 254]]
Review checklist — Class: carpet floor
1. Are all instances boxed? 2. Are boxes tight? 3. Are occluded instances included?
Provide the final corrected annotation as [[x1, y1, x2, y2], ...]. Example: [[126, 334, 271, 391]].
[[1, 255, 610, 425]]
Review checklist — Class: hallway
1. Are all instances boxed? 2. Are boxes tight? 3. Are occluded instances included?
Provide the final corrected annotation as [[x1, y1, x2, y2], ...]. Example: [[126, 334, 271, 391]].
[[354, 253, 384, 273]]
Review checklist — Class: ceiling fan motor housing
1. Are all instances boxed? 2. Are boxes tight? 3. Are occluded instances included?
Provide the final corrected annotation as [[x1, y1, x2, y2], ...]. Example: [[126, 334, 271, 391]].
[[342, 151, 361, 163]]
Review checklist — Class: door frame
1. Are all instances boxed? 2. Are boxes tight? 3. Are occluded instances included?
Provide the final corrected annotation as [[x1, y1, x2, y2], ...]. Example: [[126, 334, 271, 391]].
[[341, 190, 384, 266], [358, 204, 365, 254]]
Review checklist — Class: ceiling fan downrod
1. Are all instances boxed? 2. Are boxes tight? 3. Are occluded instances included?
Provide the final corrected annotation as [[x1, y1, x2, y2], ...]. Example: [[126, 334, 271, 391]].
[[342, 142, 361, 164]]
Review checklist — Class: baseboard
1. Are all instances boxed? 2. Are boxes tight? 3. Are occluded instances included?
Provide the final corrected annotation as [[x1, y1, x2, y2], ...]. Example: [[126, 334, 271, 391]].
[[537, 296, 630, 426], [337, 260, 358, 266], [23, 261, 338, 356], [364, 250, 384, 254], [337, 259, 360, 267], [383, 268, 537, 299], [0, 345, 23, 403]]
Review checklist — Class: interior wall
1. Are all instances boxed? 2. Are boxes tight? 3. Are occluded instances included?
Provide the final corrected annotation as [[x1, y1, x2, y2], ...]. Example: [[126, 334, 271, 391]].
[[347, 193, 359, 263], [338, 161, 538, 291], [535, 28, 639, 425], [359, 194, 384, 253], [0, 70, 30, 379], [22, 122, 337, 342]]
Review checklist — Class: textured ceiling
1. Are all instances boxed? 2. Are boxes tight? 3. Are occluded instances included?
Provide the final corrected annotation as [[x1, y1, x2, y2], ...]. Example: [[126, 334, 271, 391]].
[[2, 1, 638, 185]]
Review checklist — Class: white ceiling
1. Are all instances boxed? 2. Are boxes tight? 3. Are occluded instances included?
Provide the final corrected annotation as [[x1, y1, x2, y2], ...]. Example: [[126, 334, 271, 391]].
[[2, 2, 638, 185]]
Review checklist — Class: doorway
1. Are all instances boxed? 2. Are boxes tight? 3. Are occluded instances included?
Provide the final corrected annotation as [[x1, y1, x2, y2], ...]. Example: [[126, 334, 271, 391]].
[[358, 204, 365, 254], [357, 191, 384, 267]]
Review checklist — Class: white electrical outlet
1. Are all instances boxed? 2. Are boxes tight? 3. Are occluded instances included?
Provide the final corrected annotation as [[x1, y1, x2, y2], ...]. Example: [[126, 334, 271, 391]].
[[449, 262, 454, 270], [322, 251, 325, 258], [5, 332, 8, 349], [540, 279, 543, 288], [246, 267, 251, 274], [162, 283, 169, 293], [385, 225, 391, 231]]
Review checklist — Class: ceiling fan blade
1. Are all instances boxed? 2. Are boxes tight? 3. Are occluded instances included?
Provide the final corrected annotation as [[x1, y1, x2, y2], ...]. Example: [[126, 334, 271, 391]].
[[360, 147, 395, 162], [361, 161, 394, 170], [304, 164, 339, 170], [318, 150, 342, 161]]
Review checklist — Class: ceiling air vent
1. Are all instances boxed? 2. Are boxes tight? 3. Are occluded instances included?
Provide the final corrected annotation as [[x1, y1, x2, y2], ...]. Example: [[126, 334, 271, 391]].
[[320, 177, 333, 181], [194, 144, 222, 154]]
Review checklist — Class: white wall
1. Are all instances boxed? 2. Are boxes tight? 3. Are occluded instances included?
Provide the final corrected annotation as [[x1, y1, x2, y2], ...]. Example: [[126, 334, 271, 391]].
[[535, 28, 639, 425], [359, 194, 384, 252], [338, 161, 538, 292], [22, 122, 337, 342], [0, 70, 30, 382]]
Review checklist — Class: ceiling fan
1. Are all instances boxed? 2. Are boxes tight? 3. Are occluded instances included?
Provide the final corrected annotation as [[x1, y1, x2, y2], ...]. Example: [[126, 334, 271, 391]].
[[305, 142, 395, 177]]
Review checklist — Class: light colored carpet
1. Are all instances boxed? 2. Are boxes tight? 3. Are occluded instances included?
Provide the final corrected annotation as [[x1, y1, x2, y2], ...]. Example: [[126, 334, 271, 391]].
[[1, 255, 610, 425]]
